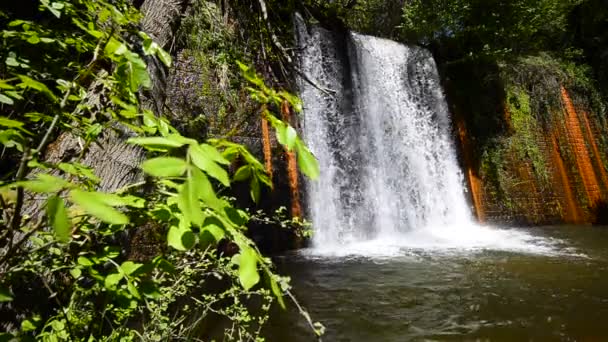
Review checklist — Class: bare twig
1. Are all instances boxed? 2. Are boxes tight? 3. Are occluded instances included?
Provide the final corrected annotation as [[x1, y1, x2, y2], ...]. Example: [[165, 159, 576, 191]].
[[286, 289, 323, 341], [256, 0, 335, 96], [0, 217, 44, 268]]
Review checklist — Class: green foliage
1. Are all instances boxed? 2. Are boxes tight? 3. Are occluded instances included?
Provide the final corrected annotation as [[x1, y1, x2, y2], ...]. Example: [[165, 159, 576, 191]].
[[401, 0, 580, 61], [505, 87, 549, 182], [0, 0, 320, 341]]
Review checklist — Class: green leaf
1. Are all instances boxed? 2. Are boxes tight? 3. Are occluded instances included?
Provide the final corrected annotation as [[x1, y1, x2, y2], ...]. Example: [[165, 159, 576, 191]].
[[120, 261, 143, 275], [191, 167, 225, 212], [16, 174, 69, 193], [116, 57, 151, 92], [104, 37, 127, 56], [189, 144, 230, 186], [269, 275, 285, 309], [238, 246, 260, 290], [69, 268, 82, 279], [104, 273, 123, 289], [0, 94, 13, 105], [127, 136, 186, 149], [156, 48, 172, 67], [127, 281, 141, 299], [139, 31, 172, 67], [167, 225, 196, 251], [233, 165, 252, 181], [276, 124, 297, 151], [295, 139, 320, 179], [70, 190, 129, 225], [46, 196, 70, 243], [141, 157, 187, 177], [201, 224, 225, 243], [21, 319, 37, 331], [199, 144, 230, 165], [0, 286, 12, 302], [77, 256, 94, 266], [177, 177, 204, 226], [250, 176, 260, 203], [140, 281, 162, 299], [17, 75, 56, 101], [0, 117, 23, 128], [58, 162, 101, 183]]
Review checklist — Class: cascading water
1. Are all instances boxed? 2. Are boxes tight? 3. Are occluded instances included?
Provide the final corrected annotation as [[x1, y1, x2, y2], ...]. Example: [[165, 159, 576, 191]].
[[295, 17, 564, 256]]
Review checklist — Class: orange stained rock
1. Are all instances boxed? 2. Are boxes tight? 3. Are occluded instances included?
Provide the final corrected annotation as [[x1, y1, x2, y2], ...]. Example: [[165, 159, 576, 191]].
[[560, 86, 602, 205], [550, 134, 582, 223], [455, 113, 485, 223], [580, 110, 608, 190], [281, 101, 302, 219], [261, 106, 273, 185]]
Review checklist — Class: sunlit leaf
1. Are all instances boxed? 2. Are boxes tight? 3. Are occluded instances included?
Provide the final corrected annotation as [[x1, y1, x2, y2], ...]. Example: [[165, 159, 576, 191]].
[[189, 144, 230, 186], [120, 261, 143, 275], [70, 190, 129, 225], [295, 139, 320, 179], [46, 195, 70, 242], [104, 272, 123, 289], [16, 174, 69, 193], [233, 165, 252, 181], [238, 246, 260, 290], [141, 157, 187, 177], [167, 224, 196, 251], [77, 256, 94, 267], [127, 136, 185, 148], [16, 75, 56, 101], [177, 177, 204, 226]]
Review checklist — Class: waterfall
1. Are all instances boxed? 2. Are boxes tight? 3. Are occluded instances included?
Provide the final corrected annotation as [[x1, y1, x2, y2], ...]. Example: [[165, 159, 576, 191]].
[[295, 17, 561, 256]]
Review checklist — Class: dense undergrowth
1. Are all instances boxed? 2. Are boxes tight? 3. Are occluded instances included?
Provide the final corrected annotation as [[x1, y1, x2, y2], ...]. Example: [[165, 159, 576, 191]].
[[0, 0, 321, 340]]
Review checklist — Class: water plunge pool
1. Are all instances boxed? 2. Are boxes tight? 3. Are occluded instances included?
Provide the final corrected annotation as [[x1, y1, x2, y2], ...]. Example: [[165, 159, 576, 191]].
[[267, 226, 608, 341]]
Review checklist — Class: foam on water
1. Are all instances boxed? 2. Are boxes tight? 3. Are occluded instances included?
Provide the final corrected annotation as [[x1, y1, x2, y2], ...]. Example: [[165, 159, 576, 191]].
[[303, 225, 572, 258]]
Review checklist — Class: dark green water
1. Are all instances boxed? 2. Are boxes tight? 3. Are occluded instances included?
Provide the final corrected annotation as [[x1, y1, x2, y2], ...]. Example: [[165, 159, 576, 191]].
[[267, 226, 608, 341]]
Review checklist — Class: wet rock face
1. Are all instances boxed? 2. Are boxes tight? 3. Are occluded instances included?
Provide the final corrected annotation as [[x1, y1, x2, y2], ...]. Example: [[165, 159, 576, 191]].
[[457, 86, 608, 225]]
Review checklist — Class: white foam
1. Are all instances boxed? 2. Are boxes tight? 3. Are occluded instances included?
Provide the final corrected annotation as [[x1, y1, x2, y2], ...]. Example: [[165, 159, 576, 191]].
[[302, 224, 580, 259]]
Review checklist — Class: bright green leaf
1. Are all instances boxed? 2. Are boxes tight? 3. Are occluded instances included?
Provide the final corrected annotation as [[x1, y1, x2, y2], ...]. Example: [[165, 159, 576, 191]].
[[141, 157, 187, 177], [16, 174, 69, 193], [276, 124, 297, 151], [189, 144, 230, 186], [120, 261, 143, 276], [238, 246, 260, 290], [70, 190, 129, 225], [0, 94, 13, 105], [167, 224, 196, 251], [233, 165, 252, 181], [127, 136, 185, 148], [295, 139, 320, 179], [127, 281, 141, 299], [77, 256, 94, 267], [17, 75, 56, 101], [250, 176, 260, 203], [46, 196, 70, 243], [104, 273, 123, 289], [177, 177, 204, 226], [199, 144, 230, 165], [69, 268, 82, 279]]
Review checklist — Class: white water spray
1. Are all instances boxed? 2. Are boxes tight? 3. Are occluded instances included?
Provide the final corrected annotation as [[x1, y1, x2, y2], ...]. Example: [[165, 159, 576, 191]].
[[295, 18, 564, 257]]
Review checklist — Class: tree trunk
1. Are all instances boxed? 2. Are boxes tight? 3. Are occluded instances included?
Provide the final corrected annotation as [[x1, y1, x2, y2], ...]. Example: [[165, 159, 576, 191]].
[[29, 0, 189, 200]]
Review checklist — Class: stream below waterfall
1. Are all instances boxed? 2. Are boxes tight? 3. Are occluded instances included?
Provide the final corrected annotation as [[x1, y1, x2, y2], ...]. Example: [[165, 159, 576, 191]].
[[267, 226, 608, 341]]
